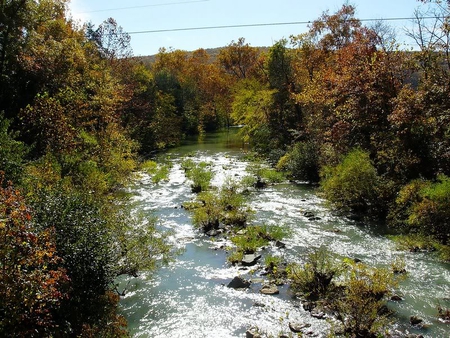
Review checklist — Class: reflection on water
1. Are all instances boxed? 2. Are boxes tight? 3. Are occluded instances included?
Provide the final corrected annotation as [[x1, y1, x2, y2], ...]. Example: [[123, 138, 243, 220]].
[[120, 130, 450, 337]]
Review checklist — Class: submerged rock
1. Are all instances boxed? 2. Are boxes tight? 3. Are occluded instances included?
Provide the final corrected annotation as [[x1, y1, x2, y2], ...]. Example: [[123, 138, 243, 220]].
[[227, 276, 251, 289], [241, 254, 261, 266]]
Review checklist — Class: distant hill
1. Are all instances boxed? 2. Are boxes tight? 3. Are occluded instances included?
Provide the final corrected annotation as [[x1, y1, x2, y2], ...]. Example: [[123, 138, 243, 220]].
[[135, 46, 269, 66]]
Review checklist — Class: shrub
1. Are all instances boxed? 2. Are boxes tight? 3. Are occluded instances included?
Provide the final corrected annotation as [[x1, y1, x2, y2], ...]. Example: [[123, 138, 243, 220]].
[[246, 162, 285, 185], [184, 161, 214, 193], [332, 263, 397, 338], [141, 160, 172, 183], [409, 175, 450, 245], [277, 141, 320, 183], [390, 175, 450, 246], [29, 185, 173, 336], [387, 179, 428, 230], [320, 148, 380, 213], [192, 191, 222, 231], [0, 178, 68, 337], [190, 179, 253, 231], [288, 247, 341, 299]]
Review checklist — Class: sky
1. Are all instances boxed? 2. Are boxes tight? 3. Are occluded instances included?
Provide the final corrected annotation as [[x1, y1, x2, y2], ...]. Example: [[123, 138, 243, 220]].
[[68, 0, 434, 56]]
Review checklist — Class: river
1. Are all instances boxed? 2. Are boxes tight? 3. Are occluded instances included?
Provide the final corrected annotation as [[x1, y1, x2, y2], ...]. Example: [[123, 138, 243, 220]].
[[119, 130, 450, 337]]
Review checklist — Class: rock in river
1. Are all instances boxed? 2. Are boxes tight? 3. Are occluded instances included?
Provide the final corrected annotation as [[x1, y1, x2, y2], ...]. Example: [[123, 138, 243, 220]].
[[241, 253, 261, 266], [289, 322, 311, 333], [227, 276, 251, 289], [260, 284, 279, 295]]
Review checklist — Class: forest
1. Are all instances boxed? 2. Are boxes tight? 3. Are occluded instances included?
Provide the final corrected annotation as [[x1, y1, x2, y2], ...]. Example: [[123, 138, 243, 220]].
[[1, 0, 450, 336]]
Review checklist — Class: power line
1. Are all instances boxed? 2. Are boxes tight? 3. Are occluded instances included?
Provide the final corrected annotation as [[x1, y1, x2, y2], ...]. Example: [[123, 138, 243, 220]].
[[78, 0, 209, 14], [125, 16, 445, 35]]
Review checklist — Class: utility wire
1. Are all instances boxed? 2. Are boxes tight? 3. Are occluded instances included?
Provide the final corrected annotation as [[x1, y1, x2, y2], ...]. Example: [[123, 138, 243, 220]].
[[125, 16, 445, 35], [78, 0, 209, 14]]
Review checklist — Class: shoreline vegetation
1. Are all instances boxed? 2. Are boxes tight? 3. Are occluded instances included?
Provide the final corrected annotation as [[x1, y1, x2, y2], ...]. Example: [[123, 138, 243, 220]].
[[1, 0, 450, 336]]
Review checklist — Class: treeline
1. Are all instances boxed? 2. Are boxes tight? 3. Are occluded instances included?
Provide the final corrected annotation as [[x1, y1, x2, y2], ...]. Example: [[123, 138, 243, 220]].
[[1, 0, 450, 335]]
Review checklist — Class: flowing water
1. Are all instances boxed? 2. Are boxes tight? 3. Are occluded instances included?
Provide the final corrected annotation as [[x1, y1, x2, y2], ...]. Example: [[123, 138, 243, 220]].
[[119, 130, 450, 337]]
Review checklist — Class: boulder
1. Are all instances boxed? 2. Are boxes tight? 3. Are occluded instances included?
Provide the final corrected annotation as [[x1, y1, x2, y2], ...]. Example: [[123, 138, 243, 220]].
[[410, 315, 423, 325], [241, 253, 261, 266], [311, 311, 325, 319], [275, 240, 286, 248], [303, 211, 315, 218], [289, 322, 311, 333], [206, 229, 220, 236], [227, 276, 251, 289], [246, 328, 261, 338], [260, 284, 279, 295], [390, 295, 403, 301]]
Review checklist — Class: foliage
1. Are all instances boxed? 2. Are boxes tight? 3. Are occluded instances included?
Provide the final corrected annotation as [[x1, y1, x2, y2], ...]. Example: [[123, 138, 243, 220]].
[[0, 177, 68, 337], [288, 247, 341, 299], [246, 162, 285, 184], [188, 178, 253, 232], [26, 184, 173, 335], [0, 113, 27, 183], [231, 224, 286, 254], [288, 246, 398, 337], [331, 263, 397, 338], [217, 38, 260, 79], [390, 175, 450, 245], [184, 161, 214, 193], [141, 160, 172, 183], [409, 175, 450, 244], [277, 141, 320, 182], [320, 148, 380, 213], [389, 233, 438, 253]]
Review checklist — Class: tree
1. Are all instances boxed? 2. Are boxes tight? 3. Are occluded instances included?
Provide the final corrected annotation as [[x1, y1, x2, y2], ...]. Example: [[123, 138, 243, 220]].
[[0, 176, 68, 337], [86, 18, 132, 62], [218, 38, 259, 79]]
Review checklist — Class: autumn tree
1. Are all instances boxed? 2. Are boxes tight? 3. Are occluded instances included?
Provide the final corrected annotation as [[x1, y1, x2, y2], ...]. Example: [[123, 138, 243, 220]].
[[0, 176, 68, 337], [217, 38, 260, 79]]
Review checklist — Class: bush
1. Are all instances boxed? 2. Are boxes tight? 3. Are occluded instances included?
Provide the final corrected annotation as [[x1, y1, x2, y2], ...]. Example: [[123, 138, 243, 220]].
[[184, 161, 214, 193], [190, 179, 253, 232], [277, 141, 320, 183], [332, 263, 397, 338], [246, 162, 285, 184], [141, 160, 172, 183], [288, 247, 341, 299], [29, 185, 173, 336], [0, 178, 68, 337], [409, 175, 450, 245], [320, 148, 380, 213], [387, 179, 428, 230], [390, 175, 450, 245]]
